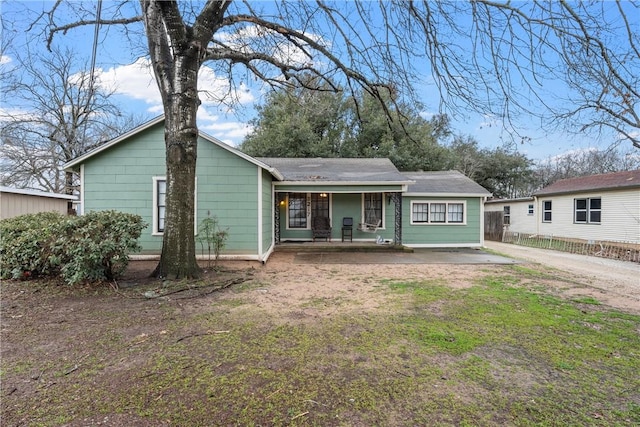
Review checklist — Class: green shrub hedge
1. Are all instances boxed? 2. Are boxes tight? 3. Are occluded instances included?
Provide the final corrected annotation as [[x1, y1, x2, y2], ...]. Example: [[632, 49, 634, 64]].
[[0, 211, 146, 285]]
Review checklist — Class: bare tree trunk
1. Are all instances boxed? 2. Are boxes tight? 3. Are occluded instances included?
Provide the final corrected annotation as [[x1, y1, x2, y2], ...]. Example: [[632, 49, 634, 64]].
[[144, 1, 208, 279]]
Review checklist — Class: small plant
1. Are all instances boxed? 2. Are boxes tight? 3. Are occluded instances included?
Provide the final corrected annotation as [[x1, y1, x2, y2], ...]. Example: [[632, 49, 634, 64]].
[[197, 213, 228, 269]]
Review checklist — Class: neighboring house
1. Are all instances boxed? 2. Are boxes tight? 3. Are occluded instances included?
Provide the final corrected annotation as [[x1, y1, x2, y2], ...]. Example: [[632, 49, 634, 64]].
[[0, 186, 77, 220], [64, 116, 491, 261], [486, 170, 640, 244], [485, 197, 537, 235]]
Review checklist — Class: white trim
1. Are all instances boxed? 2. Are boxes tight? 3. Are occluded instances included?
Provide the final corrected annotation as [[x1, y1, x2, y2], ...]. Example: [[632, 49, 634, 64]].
[[64, 116, 165, 170], [152, 176, 198, 236], [0, 186, 77, 200], [131, 253, 265, 262], [409, 200, 467, 225], [79, 164, 85, 215], [361, 192, 386, 230], [480, 196, 486, 246], [406, 192, 489, 198], [405, 243, 484, 248], [258, 166, 263, 256], [63, 115, 284, 181]]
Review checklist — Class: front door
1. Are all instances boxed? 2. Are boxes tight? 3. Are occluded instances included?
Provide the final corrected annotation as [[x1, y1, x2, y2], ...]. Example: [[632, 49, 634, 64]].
[[311, 193, 330, 221]]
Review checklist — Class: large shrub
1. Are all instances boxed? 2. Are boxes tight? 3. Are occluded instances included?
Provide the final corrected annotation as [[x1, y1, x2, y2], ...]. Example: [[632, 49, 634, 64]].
[[0, 211, 146, 285], [0, 212, 64, 280]]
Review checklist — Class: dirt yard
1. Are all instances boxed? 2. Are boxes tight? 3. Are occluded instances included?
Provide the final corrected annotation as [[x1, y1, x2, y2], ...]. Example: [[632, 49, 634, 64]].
[[1, 249, 639, 426]]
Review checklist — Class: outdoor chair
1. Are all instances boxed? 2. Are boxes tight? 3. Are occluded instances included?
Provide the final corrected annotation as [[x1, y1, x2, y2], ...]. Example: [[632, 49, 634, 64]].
[[312, 216, 332, 242], [341, 217, 353, 242]]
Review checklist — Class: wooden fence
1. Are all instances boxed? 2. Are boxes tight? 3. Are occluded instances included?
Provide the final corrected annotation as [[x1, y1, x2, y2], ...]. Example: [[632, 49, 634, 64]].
[[501, 231, 640, 263], [484, 211, 504, 241]]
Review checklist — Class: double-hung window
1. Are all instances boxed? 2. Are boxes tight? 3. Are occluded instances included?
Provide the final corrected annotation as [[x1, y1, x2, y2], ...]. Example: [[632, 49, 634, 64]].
[[288, 193, 308, 229], [153, 177, 197, 235], [574, 197, 601, 224], [363, 193, 383, 226], [542, 200, 552, 222], [410, 201, 466, 225], [503, 206, 511, 225]]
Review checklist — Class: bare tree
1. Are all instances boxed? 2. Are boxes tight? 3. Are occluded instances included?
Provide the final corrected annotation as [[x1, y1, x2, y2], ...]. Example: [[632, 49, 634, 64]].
[[0, 46, 136, 194], [30, 0, 638, 278]]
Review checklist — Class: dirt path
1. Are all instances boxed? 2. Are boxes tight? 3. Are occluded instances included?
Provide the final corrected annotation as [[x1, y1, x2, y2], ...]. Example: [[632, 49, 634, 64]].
[[485, 241, 640, 313]]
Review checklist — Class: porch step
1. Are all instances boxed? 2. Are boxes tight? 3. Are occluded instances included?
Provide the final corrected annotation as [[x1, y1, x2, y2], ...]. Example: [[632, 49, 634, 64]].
[[275, 242, 413, 253]]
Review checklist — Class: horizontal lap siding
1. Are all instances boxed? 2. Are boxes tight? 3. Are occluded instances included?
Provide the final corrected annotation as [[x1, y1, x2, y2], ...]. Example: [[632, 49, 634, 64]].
[[196, 142, 259, 255], [82, 122, 262, 255], [402, 197, 483, 246], [538, 189, 640, 243], [485, 200, 537, 235], [83, 124, 165, 252]]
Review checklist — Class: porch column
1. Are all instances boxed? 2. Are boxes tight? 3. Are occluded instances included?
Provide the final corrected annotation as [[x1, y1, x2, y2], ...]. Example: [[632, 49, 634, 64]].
[[274, 193, 281, 244], [391, 192, 402, 245]]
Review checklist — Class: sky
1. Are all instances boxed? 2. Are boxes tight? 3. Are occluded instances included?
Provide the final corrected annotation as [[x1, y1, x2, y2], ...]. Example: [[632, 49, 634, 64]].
[[1, 1, 637, 162]]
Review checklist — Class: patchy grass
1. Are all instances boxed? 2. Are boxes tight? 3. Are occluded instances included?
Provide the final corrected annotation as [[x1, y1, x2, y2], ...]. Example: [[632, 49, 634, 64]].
[[2, 265, 639, 426]]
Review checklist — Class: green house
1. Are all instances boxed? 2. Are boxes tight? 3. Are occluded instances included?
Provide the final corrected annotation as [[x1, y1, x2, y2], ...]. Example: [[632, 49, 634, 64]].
[[64, 117, 491, 262]]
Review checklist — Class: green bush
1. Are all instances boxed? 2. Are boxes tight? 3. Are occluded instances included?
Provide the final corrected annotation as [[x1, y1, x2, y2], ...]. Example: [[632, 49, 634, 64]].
[[0, 212, 65, 280], [0, 211, 146, 285]]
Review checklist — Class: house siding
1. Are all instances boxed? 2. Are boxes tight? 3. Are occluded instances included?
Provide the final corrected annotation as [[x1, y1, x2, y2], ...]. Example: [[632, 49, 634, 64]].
[[81, 121, 264, 255], [0, 190, 73, 219], [537, 188, 640, 243], [402, 197, 483, 247], [485, 199, 537, 235]]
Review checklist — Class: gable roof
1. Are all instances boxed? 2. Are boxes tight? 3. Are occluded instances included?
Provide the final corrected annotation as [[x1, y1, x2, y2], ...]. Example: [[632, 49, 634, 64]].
[[257, 157, 412, 185], [534, 169, 640, 196], [402, 171, 491, 197], [63, 116, 283, 180]]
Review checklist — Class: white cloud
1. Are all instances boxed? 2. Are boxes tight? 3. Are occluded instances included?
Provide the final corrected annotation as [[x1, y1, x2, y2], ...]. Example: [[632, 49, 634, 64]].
[[0, 55, 12, 65], [94, 57, 160, 109]]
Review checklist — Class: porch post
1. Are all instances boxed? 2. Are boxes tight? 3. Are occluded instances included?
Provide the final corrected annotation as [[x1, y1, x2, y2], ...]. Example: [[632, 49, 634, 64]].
[[391, 192, 402, 245], [274, 193, 281, 244]]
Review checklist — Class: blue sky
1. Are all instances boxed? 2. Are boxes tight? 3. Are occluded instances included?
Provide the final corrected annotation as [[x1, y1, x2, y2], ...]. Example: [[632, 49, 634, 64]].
[[1, 1, 634, 161]]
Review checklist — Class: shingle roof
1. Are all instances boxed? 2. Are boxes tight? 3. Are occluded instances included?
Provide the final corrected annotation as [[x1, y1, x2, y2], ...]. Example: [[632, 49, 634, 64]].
[[534, 169, 640, 196], [257, 157, 412, 184], [402, 171, 491, 196]]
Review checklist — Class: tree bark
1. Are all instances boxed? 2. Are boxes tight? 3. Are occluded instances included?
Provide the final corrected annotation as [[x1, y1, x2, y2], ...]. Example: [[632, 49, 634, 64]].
[[142, 1, 205, 279]]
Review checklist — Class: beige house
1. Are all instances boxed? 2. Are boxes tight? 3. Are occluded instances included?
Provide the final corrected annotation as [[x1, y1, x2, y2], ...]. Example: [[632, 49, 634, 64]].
[[485, 170, 640, 244], [0, 187, 77, 220]]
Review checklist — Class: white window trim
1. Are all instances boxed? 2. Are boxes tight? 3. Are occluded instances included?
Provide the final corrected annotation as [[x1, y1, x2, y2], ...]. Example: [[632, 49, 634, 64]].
[[152, 176, 198, 236], [285, 192, 333, 230], [361, 193, 385, 229], [410, 200, 467, 225], [574, 197, 601, 224], [542, 200, 552, 223]]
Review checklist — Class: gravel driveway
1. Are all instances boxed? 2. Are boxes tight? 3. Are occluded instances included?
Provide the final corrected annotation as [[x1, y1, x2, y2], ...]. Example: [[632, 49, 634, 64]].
[[485, 241, 640, 313]]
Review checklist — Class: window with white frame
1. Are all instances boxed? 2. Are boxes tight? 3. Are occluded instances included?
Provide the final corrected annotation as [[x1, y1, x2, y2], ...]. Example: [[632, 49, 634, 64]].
[[574, 197, 601, 224], [410, 201, 466, 225], [528, 204, 534, 215], [153, 177, 197, 235], [542, 200, 552, 222], [363, 193, 383, 226], [288, 193, 308, 229], [156, 179, 166, 232], [503, 206, 511, 225]]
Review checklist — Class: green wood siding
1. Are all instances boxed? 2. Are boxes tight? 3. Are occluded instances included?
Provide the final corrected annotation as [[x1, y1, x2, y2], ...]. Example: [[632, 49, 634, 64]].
[[82, 122, 264, 255], [402, 196, 483, 246]]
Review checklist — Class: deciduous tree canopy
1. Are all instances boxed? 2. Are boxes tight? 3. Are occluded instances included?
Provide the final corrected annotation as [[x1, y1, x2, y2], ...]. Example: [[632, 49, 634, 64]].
[[10, 0, 637, 278]]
